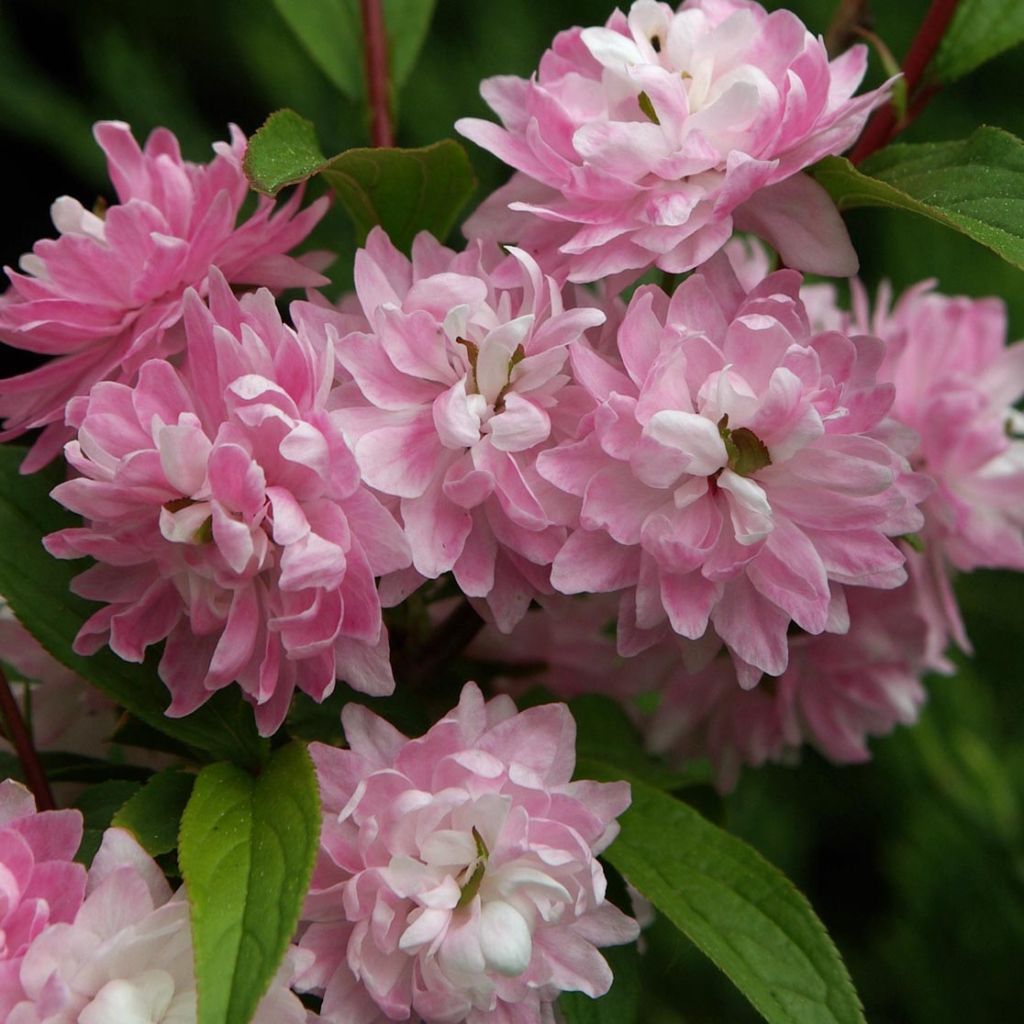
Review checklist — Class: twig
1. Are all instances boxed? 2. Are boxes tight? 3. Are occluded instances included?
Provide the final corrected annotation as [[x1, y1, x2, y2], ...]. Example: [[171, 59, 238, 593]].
[[849, 0, 961, 164], [403, 598, 485, 690], [0, 665, 54, 810], [361, 0, 394, 147]]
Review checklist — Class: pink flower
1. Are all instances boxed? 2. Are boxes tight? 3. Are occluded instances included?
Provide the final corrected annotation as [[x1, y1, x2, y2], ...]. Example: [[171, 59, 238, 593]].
[[9, 828, 309, 1023], [0, 598, 119, 760], [0, 121, 330, 471], [648, 584, 932, 790], [456, 0, 889, 284], [332, 228, 605, 631], [538, 254, 928, 684], [0, 781, 86, 1020], [298, 682, 639, 1023], [44, 273, 410, 735]]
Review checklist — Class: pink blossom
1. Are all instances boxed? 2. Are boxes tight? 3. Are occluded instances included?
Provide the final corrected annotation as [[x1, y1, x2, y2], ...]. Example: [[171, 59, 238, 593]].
[[298, 682, 639, 1023], [332, 228, 605, 632], [0, 598, 119, 760], [9, 827, 309, 1023], [0, 781, 86, 1020], [538, 254, 928, 684], [648, 584, 932, 790], [456, 0, 889, 284], [44, 273, 410, 735], [0, 121, 330, 471]]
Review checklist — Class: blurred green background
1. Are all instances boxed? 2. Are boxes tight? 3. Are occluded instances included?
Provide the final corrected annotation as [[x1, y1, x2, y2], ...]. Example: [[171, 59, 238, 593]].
[[1, 1, 1023, 1020]]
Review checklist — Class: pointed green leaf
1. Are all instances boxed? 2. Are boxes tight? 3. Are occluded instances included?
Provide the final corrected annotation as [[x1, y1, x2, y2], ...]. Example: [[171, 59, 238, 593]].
[[813, 128, 1024, 271], [244, 108, 327, 195], [179, 742, 321, 1024], [581, 765, 866, 1024], [113, 768, 196, 857], [931, 0, 1024, 83], [0, 443, 268, 768], [272, 0, 437, 100]]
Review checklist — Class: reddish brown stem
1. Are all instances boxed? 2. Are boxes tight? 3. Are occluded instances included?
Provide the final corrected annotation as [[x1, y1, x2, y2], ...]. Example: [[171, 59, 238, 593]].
[[849, 0, 960, 164], [0, 665, 54, 810], [361, 0, 394, 148]]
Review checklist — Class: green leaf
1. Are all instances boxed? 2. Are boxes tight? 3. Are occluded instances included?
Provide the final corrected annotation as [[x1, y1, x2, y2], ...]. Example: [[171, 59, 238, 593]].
[[582, 767, 865, 1024], [813, 128, 1024, 271], [272, 0, 364, 99], [0, 749, 151, 785], [74, 778, 143, 864], [323, 141, 476, 250], [113, 768, 196, 857], [245, 109, 476, 249], [244, 108, 327, 195], [931, 0, 1024, 83], [272, 0, 437, 100], [179, 742, 321, 1024], [0, 444, 268, 769], [559, 942, 641, 1024]]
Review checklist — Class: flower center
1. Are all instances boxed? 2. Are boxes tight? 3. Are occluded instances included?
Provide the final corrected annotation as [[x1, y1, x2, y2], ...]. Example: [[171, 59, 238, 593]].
[[717, 415, 771, 477], [455, 826, 489, 909]]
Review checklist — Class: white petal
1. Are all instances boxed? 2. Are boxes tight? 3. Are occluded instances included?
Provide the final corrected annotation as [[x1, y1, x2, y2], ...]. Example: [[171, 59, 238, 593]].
[[645, 410, 727, 476], [480, 900, 533, 977], [718, 469, 774, 544]]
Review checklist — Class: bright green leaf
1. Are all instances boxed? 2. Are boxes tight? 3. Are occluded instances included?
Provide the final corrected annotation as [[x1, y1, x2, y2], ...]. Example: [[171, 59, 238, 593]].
[[931, 0, 1024, 83], [582, 767, 865, 1024], [813, 128, 1024, 271], [244, 108, 327, 195], [245, 109, 476, 248], [113, 768, 196, 857], [0, 444, 268, 769], [559, 942, 641, 1024], [179, 742, 321, 1024], [272, 0, 437, 100]]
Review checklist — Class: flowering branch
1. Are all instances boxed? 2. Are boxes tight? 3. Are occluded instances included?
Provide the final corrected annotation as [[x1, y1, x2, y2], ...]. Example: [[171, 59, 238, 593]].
[[361, 0, 394, 147], [0, 665, 54, 811], [849, 0, 961, 163]]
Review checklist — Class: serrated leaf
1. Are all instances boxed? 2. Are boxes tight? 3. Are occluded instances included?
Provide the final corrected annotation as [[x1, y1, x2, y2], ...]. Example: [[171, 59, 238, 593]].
[[813, 128, 1024, 271], [245, 109, 476, 248], [179, 742, 321, 1024], [272, 0, 437, 100], [244, 108, 326, 195], [113, 768, 195, 857], [559, 942, 641, 1024], [0, 444, 268, 769], [581, 765, 865, 1024], [931, 0, 1024, 83]]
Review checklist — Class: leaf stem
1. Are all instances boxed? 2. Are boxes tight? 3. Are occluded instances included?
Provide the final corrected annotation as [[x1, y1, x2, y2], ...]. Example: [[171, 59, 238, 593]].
[[849, 0, 961, 164], [402, 597, 484, 691], [361, 0, 394, 147], [0, 665, 54, 810]]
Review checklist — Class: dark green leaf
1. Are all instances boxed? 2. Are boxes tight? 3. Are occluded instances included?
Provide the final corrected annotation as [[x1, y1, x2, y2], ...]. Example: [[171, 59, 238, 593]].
[[559, 942, 641, 1024], [813, 128, 1024, 271], [113, 768, 196, 857], [179, 742, 321, 1024], [0, 444, 268, 769], [582, 766, 866, 1024], [0, 749, 151, 784], [74, 778, 143, 864], [323, 140, 476, 250], [272, 0, 437, 100], [931, 0, 1024, 83]]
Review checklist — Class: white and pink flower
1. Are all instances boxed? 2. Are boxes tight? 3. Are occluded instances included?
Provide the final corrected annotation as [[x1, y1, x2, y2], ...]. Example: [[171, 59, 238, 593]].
[[44, 272, 410, 735], [298, 682, 639, 1023], [457, 0, 889, 284], [0, 121, 329, 471], [8, 828, 309, 1024], [0, 781, 86, 1019], [332, 228, 605, 631], [538, 254, 928, 684]]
